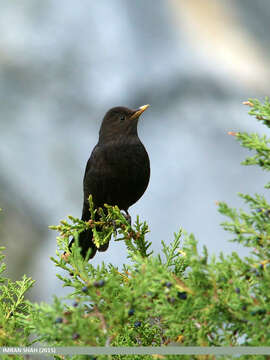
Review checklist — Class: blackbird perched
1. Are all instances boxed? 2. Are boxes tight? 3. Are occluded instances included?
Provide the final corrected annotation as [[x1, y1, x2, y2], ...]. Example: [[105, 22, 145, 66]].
[[68, 105, 150, 259]]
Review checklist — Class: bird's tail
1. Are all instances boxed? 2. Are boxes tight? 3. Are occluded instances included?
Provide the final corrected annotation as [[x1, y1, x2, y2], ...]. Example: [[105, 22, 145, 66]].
[[68, 228, 97, 259], [68, 226, 110, 259]]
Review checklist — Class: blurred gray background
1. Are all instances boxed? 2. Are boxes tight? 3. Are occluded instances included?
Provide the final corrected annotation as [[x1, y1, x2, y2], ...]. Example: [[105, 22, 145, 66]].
[[0, 0, 270, 302]]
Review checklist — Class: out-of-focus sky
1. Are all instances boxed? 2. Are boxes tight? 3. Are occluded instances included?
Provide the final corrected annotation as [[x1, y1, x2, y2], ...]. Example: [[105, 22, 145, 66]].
[[0, 0, 270, 301]]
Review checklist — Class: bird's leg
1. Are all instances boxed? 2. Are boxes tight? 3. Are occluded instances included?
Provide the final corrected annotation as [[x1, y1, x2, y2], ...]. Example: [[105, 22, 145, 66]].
[[111, 219, 118, 233], [121, 210, 131, 225]]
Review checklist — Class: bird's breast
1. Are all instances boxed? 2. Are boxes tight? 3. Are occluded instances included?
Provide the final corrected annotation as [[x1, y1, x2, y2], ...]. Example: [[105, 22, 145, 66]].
[[95, 141, 150, 209], [105, 142, 149, 178]]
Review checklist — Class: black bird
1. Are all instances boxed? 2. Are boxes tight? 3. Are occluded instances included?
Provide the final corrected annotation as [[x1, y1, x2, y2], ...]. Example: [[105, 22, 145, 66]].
[[68, 105, 150, 259]]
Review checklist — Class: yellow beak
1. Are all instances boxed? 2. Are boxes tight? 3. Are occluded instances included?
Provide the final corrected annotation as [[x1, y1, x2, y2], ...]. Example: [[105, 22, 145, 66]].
[[130, 104, 150, 119]]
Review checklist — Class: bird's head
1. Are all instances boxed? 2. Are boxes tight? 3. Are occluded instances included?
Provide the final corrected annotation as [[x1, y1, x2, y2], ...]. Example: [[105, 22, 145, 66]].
[[98, 105, 149, 144]]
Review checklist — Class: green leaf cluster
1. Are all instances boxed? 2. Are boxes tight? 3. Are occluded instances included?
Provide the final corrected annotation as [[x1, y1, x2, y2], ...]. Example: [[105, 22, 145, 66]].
[[0, 237, 34, 349]]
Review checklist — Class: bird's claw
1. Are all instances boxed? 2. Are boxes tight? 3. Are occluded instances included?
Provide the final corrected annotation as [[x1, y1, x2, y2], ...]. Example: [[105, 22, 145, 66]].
[[121, 210, 131, 225], [62, 252, 70, 262]]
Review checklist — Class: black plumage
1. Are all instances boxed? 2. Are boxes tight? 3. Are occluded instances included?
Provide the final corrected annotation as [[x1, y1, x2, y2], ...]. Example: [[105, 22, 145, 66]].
[[68, 105, 150, 259]]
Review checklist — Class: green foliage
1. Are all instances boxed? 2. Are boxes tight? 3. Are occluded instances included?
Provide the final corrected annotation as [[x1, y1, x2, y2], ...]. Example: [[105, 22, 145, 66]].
[[1, 98, 270, 359], [0, 247, 34, 348], [36, 202, 187, 347], [239, 98, 270, 179]]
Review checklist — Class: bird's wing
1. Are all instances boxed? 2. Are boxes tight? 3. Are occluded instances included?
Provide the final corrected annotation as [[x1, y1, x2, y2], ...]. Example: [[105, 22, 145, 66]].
[[82, 144, 114, 212]]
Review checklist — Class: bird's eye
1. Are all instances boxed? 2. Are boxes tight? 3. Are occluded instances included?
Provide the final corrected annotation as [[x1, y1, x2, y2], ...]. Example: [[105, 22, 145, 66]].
[[120, 115, 125, 121]]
